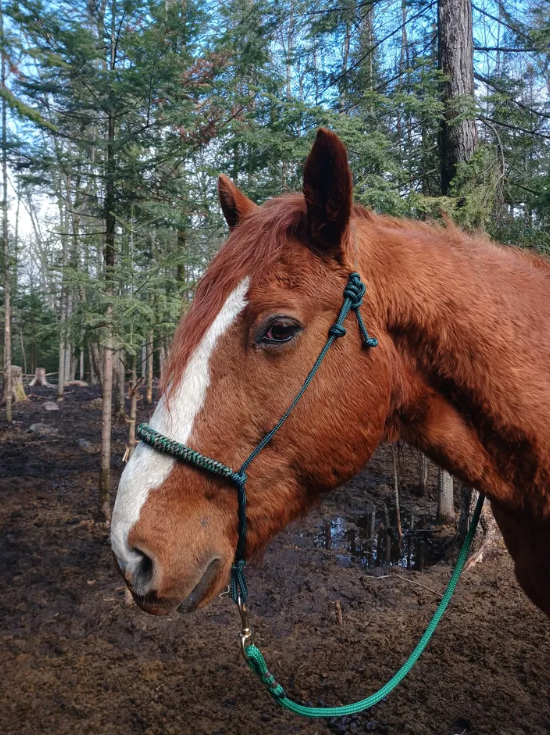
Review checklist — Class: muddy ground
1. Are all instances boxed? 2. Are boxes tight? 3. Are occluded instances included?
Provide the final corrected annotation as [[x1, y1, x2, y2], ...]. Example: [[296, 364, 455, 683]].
[[0, 386, 549, 735]]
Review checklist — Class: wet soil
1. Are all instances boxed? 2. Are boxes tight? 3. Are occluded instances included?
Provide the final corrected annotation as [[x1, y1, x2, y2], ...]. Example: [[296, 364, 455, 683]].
[[0, 386, 549, 735]]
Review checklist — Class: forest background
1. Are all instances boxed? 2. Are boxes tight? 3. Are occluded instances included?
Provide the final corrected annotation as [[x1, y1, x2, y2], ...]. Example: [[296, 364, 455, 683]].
[[0, 0, 549, 519]]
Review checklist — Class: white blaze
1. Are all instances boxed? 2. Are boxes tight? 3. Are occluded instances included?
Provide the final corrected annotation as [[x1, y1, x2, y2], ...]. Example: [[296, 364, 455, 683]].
[[111, 277, 250, 571]]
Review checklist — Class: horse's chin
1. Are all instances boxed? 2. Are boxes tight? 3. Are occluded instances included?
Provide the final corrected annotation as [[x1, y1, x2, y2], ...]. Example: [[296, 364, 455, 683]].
[[130, 591, 177, 616]]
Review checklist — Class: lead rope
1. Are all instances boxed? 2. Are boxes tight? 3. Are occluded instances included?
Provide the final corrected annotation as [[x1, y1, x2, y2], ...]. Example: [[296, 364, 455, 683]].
[[136, 272, 484, 719]]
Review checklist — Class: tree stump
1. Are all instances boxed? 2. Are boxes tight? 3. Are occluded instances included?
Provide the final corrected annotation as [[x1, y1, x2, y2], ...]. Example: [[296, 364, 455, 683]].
[[1, 366, 30, 405], [29, 367, 51, 387], [461, 488, 503, 569]]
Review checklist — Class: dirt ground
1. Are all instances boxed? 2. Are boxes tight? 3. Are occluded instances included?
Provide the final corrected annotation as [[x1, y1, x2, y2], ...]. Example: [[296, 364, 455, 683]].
[[1, 386, 549, 735]]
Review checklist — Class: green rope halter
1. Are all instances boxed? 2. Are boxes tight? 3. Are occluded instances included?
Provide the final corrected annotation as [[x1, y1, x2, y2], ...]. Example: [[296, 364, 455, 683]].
[[136, 271, 484, 719]]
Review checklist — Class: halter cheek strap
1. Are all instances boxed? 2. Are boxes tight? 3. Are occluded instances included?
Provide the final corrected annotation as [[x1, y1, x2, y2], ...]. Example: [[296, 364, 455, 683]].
[[137, 272, 377, 606]]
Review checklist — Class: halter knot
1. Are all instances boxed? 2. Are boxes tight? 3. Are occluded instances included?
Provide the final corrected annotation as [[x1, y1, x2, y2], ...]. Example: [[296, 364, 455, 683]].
[[343, 272, 378, 349], [328, 324, 346, 338], [343, 272, 366, 309], [231, 469, 247, 487]]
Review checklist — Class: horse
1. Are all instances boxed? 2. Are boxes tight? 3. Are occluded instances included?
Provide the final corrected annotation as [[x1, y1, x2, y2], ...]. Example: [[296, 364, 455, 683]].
[[111, 127, 550, 620]]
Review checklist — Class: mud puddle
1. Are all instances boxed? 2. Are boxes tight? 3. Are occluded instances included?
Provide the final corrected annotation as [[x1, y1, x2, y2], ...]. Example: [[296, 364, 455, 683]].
[[301, 504, 446, 570]]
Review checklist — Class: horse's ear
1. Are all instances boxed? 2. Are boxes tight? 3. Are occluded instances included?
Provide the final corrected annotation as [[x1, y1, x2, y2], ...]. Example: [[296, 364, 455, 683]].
[[303, 128, 352, 258], [218, 175, 257, 231]]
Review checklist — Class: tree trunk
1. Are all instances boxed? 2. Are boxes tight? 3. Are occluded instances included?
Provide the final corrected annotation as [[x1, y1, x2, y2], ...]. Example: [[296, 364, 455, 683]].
[[419, 453, 428, 496], [99, 337, 113, 522], [1, 0, 11, 424], [1, 366, 29, 405], [145, 331, 153, 405], [114, 350, 126, 420], [159, 341, 166, 381], [438, 0, 478, 194], [56, 190, 69, 402], [437, 468, 455, 523], [29, 367, 51, 387], [460, 488, 502, 568], [98, 0, 117, 524], [141, 341, 146, 380], [123, 352, 140, 463], [89, 343, 103, 385], [391, 445, 403, 539]]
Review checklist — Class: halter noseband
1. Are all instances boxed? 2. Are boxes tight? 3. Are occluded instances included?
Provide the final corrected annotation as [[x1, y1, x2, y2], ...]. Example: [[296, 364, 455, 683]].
[[137, 271, 377, 607]]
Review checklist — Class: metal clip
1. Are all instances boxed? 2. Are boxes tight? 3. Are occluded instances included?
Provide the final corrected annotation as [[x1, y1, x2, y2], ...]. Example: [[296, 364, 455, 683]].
[[237, 594, 254, 659]]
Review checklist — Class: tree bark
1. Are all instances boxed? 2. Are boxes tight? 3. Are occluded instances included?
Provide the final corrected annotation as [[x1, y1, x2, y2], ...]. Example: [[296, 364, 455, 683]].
[[437, 468, 455, 523], [438, 0, 478, 194], [123, 352, 141, 464], [56, 186, 69, 401], [159, 340, 166, 380], [89, 343, 103, 385], [145, 331, 153, 405], [98, 0, 117, 524], [113, 350, 126, 420], [419, 453, 428, 496], [1, 0, 11, 424], [391, 445, 403, 538]]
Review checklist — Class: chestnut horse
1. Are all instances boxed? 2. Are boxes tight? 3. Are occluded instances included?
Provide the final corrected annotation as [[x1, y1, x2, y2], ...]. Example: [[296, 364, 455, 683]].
[[112, 128, 550, 620]]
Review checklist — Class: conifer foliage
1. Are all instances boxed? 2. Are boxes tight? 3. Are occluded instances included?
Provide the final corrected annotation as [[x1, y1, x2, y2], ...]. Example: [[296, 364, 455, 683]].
[[1, 0, 549, 514]]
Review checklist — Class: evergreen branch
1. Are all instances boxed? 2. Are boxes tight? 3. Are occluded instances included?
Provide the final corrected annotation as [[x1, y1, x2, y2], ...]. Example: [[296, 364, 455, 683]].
[[471, 4, 534, 44], [0, 85, 58, 132], [474, 47, 536, 53], [319, 2, 435, 96], [478, 114, 550, 140], [475, 73, 550, 120]]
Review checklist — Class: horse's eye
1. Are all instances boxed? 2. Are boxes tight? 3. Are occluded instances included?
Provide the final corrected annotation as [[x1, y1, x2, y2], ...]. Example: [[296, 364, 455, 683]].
[[261, 318, 300, 344]]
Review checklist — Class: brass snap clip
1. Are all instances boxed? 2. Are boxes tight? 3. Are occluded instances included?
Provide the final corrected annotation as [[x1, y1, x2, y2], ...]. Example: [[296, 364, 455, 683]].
[[237, 594, 254, 659]]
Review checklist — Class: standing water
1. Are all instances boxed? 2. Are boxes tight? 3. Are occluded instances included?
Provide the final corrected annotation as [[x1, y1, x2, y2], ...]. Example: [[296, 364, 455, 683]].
[[300, 504, 446, 571]]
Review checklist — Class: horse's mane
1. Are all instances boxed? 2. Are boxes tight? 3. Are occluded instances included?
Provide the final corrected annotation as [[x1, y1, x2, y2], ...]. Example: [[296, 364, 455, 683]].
[[163, 194, 550, 393]]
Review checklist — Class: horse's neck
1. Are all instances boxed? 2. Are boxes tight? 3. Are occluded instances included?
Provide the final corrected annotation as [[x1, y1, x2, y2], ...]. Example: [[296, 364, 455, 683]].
[[364, 222, 550, 511]]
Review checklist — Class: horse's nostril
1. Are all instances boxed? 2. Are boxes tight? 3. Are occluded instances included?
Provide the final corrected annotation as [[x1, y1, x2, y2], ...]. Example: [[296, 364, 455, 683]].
[[130, 547, 155, 596]]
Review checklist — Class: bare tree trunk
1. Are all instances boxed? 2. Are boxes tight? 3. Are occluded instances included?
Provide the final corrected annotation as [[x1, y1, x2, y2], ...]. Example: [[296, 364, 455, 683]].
[[123, 352, 141, 464], [57, 296, 66, 400], [419, 454, 428, 496], [145, 331, 153, 405], [437, 468, 455, 523], [97, 0, 121, 522], [64, 291, 73, 383], [99, 336, 113, 522], [114, 350, 126, 420], [159, 340, 166, 380], [438, 0, 478, 194], [79, 350, 84, 381], [89, 343, 103, 385], [98, 0, 117, 524], [391, 445, 403, 538], [141, 341, 146, 379], [1, 1, 11, 424]]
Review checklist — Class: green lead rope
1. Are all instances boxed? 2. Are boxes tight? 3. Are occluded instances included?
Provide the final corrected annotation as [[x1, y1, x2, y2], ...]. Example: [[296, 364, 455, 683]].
[[244, 492, 484, 718]]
